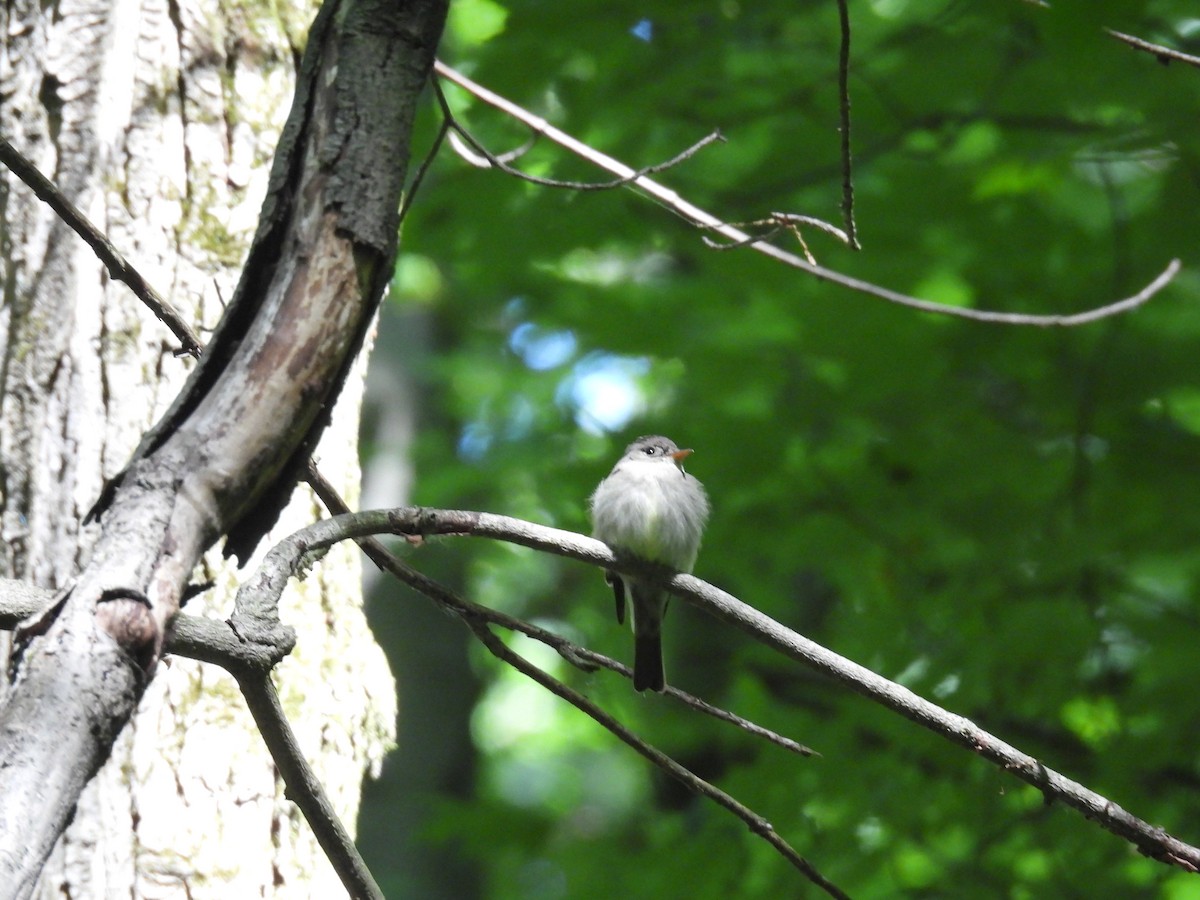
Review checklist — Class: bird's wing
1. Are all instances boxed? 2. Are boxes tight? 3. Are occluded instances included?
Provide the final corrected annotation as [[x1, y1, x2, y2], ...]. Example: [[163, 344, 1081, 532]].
[[605, 570, 626, 625]]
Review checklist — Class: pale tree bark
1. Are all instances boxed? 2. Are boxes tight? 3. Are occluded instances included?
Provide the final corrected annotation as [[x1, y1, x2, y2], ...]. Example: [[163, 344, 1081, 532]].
[[0, 0, 416, 893]]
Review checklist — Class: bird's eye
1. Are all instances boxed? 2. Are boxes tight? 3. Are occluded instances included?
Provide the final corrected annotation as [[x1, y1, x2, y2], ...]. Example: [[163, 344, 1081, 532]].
[[643, 446, 656, 455]]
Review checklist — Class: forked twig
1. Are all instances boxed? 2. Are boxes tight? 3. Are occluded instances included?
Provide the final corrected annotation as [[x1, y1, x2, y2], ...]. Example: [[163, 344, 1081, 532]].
[[303, 465, 818, 758], [432, 61, 1180, 327], [434, 77, 724, 191], [315, 506, 1200, 875], [221, 506, 846, 898]]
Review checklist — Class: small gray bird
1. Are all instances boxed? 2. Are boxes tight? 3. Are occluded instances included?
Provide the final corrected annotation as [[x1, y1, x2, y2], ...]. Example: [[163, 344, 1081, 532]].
[[590, 435, 710, 692]]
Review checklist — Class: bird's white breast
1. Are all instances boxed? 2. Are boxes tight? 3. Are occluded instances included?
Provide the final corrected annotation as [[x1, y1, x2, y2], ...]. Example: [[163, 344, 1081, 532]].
[[590, 458, 709, 570]]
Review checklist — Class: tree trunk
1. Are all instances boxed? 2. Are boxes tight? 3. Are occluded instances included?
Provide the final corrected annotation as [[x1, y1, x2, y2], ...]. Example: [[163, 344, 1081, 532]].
[[0, 0, 405, 892]]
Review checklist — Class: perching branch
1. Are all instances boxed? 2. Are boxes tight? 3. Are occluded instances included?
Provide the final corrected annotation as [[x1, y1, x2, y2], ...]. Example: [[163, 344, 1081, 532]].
[[304, 463, 818, 758], [14, 487, 1200, 882], [20, 504, 1183, 876], [207, 512, 842, 896], [432, 61, 1180, 326], [243, 506, 1200, 874]]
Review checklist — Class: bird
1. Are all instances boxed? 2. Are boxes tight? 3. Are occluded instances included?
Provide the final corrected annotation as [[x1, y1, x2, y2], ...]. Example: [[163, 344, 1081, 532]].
[[589, 435, 710, 692]]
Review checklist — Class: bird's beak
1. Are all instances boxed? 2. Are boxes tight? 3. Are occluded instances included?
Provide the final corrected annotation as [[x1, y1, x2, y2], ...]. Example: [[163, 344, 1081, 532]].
[[670, 448, 694, 469]]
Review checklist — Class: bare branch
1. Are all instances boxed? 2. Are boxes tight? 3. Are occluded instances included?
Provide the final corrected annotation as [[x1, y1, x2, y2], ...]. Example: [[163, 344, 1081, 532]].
[[387, 559, 819, 757], [0, 137, 204, 358], [399, 118, 452, 225], [101, 503, 1199, 874], [433, 76, 725, 191], [772, 212, 853, 245], [704, 212, 854, 265], [651, 670, 818, 757], [309, 466, 820, 759], [433, 61, 1181, 327], [465, 614, 848, 898], [234, 673, 384, 900], [261, 506, 1200, 874], [218, 512, 841, 895], [1107, 29, 1200, 69], [444, 129, 538, 168]]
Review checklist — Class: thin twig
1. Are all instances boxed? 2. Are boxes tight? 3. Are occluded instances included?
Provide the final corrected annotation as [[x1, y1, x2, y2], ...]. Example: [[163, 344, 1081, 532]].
[[646, 666, 818, 757], [400, 566, 818, 757], [0, 137, 204, 358], [445, 129, 538, 168], [704, 213, 853, 265], [433, 77, 725, 191], [835, 0, 859, 249], [432, 61, 1181, 327], [399, 118, 452, 225], [703, 222, 786, 252], [773, 212, 852, 245], [1106, 29, 1200, 69], [466, 616, 848, 898]]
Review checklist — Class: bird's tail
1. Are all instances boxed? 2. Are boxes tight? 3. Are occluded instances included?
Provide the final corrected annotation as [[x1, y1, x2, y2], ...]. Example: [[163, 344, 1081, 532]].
[[630, 582, 668, 693], [633, 632, 665, 693]]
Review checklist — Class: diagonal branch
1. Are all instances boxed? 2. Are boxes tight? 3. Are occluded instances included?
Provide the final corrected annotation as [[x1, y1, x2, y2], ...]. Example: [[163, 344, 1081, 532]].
[[234, 672, 384, 900], [466, 615, 847, 898], [254, 506, 1200, 874], [432, 61, 1180, 327], [303, 464, 818, 758], [1106, 29, 1200, 69], [0, 138, 204, 358], [220, 516, 843, 896], [434, 76, 725, 191], [91, 504, 1196, 875]]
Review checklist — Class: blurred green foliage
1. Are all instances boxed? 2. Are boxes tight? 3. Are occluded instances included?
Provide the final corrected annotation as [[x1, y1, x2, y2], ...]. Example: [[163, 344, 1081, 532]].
[[358, 1, 1200, 897]]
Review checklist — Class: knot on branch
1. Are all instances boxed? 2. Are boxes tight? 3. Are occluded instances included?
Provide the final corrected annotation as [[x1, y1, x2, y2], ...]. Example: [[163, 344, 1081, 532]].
[[225, 612, 297, 673], [407, 506, 479, 537], [97, 590, 160, 676]]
